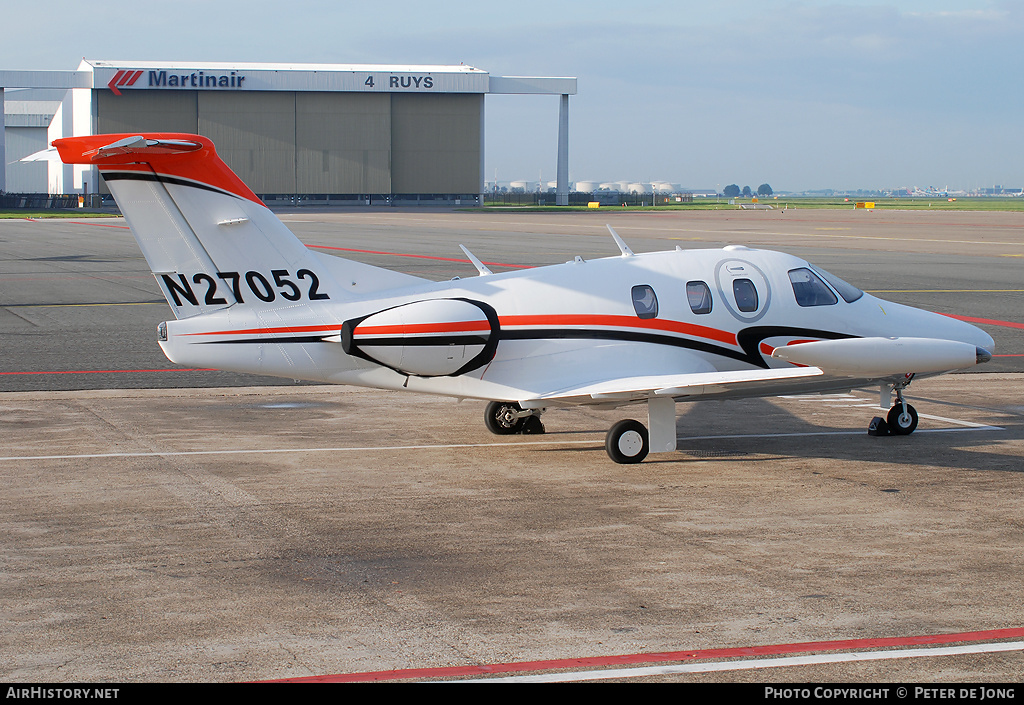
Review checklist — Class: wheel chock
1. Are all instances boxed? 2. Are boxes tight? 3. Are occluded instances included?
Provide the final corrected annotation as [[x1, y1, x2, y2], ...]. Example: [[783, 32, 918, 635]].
[[868, 416, 891, 436]]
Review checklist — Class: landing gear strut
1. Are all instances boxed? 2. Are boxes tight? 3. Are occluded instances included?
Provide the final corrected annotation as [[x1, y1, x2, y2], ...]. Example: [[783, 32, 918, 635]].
[[605, 397, 676, 464], [869, 378, 918, 436], [484, 401, 545, 435], [886, 391, 919, 436]]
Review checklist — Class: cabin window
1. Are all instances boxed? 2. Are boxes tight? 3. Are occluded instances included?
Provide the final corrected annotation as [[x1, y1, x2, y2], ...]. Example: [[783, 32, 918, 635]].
[[732, 279, 758, 312], [788, 268, 838, 307], [811, 266, 864, 303], [631, 284, 659, 319], [686, 281, 713, 314]]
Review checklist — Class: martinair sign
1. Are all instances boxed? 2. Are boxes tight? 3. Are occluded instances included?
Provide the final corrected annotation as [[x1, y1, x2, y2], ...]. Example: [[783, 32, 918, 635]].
[[107, 69, 246, 95], [97, 65, 489, 95]]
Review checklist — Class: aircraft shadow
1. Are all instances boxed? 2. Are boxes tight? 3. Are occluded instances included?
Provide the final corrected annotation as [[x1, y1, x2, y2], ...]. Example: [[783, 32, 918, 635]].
[[546, 395, 1022, 473]]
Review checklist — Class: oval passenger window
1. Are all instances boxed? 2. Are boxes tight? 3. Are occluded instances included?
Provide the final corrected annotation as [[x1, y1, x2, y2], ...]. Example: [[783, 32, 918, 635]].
[[733, 279, 758, 312], [631, 284, 659, 319], [686, 281, 713, 314]]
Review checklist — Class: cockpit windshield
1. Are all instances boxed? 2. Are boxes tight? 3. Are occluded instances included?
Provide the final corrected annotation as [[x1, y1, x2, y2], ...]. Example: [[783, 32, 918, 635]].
[[810, 265, 864, 303]]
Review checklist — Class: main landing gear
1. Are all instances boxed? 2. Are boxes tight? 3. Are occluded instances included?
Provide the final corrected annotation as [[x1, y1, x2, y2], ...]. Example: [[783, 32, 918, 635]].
[[868, 378, 919, 436], [484, 401, 545, 435], [484, 397, 677, 464], [606, 419, 650, 464]]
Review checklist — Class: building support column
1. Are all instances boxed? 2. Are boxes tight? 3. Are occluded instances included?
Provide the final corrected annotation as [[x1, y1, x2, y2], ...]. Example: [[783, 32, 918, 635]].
[[556, 93, 569, 206], [0, 87, 6, 193]]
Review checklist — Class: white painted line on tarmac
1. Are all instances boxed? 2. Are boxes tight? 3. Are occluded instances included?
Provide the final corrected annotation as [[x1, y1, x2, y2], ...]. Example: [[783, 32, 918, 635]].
[[470, 640, 1024, 683], [0, 439, 599, 462], [0, 422, 1003, 462], [676, 425, 1002, 442], [918, 412, 996, 429]]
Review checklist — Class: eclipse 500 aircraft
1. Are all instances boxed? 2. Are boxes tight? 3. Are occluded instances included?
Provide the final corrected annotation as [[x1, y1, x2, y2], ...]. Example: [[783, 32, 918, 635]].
[[51, 133, 994, 463]]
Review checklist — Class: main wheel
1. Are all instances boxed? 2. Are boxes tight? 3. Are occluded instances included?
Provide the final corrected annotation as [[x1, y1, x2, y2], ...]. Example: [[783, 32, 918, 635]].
[[606, 419, 650, 464], [887, 403, 918, 435], [485, 401, 526, 435]]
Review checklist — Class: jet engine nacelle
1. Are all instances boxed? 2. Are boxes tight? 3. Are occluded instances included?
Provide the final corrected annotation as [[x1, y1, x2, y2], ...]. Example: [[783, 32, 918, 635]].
[[771, 336, 991, 377], [341, 298, 498, 377]]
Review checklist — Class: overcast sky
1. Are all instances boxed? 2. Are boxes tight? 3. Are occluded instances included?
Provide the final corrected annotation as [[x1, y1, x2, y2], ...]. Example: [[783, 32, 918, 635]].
[[3, 0, 1021, 191]]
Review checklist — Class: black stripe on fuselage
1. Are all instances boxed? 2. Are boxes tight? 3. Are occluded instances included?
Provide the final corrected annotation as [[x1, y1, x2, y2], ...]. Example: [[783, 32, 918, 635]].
[[353, 335, 490, 347], [500, 328, 755, 365], [196, 335, 330, 345], [189, 325, 856, 369]]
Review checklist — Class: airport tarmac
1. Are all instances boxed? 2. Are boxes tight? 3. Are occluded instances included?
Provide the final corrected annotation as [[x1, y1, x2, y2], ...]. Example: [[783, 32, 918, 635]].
[[1, 208, 1023, 682]]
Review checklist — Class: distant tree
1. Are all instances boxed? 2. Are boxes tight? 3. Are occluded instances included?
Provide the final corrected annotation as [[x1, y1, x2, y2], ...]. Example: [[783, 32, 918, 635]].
[[723, 184, 740, 198], [742, 185, 752, 197], [757, 183, 773, 196]]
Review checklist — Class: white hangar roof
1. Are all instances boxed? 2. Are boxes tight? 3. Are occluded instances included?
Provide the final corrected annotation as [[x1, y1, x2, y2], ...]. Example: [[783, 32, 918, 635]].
[[78, 59, 576, 96]]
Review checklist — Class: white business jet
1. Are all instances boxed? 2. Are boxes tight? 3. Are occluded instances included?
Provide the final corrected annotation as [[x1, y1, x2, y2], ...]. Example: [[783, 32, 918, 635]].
[[50, 134, 994, 463]]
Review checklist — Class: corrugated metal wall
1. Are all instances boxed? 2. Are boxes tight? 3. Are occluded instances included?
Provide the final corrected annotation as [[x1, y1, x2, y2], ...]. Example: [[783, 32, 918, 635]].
[[4, 126, 48, 193], [199, 92, 295, 194], [391, 93, 481, 194], [96, 91, 199, 134], [95, 90, 481, 196], [296, 93, 391, 194]]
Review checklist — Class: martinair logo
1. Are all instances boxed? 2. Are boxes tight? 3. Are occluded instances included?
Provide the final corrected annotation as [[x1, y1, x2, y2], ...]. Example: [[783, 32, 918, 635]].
[[107, 69, 247, 95], [107, 70, 143, 95]]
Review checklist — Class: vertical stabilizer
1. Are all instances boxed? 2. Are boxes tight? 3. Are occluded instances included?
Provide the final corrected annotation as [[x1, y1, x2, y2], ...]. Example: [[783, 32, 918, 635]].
[[52, 133, 348, 318]]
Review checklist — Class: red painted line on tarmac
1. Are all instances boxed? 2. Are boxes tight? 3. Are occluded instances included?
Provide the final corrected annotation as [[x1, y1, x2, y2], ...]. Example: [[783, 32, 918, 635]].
[[307, 244, 532, 269], [24, 218, 131, 229], [0, 368, 216, 376], [268, 627, 1024, 682], [65, 220, 131, 229], [941, 313, 1024, 330]]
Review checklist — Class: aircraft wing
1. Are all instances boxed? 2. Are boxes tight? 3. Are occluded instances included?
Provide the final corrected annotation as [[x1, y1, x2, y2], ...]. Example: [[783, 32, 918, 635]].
[[527, 366, 825, 405]]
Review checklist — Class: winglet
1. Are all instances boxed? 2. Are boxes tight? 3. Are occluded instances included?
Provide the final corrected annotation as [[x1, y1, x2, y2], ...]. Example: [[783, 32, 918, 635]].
[[607, 224, 634, 256], [459, 245, 493, 276]]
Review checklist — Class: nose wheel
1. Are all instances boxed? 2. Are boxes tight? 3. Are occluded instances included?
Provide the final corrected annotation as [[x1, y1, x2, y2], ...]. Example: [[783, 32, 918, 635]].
[[886, 402, 918, 435]]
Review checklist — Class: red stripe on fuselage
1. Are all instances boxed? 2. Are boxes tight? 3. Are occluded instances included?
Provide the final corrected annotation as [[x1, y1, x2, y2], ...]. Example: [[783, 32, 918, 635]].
[[500, 314, 738, 347], [181, 324, 339, 337], [181, 315, 737, 348], [354, 321, 491, 337]]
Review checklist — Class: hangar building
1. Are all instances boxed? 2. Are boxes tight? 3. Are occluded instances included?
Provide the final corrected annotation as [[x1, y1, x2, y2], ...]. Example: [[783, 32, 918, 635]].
[[1, 60, 576, 205]]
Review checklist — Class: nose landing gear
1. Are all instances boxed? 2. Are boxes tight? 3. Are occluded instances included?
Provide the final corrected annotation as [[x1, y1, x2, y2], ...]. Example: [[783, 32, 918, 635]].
[[886, 398, 919, 435], [869, 377, 919, 436]]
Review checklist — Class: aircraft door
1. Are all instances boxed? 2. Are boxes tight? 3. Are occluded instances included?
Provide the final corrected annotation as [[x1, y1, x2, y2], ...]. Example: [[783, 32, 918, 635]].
[[714, 258, 772, 323]]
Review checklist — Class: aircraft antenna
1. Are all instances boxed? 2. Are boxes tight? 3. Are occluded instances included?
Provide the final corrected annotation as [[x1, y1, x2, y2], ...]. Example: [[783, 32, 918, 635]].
[[606, 224, 634, 256], [459, 245, 493, 276]]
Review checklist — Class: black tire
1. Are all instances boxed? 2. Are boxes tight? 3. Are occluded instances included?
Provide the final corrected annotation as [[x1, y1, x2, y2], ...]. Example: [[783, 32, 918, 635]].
[[887, 403, 918, 435], [605, 419, 649, 464], [485, 401, 525, 435]]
